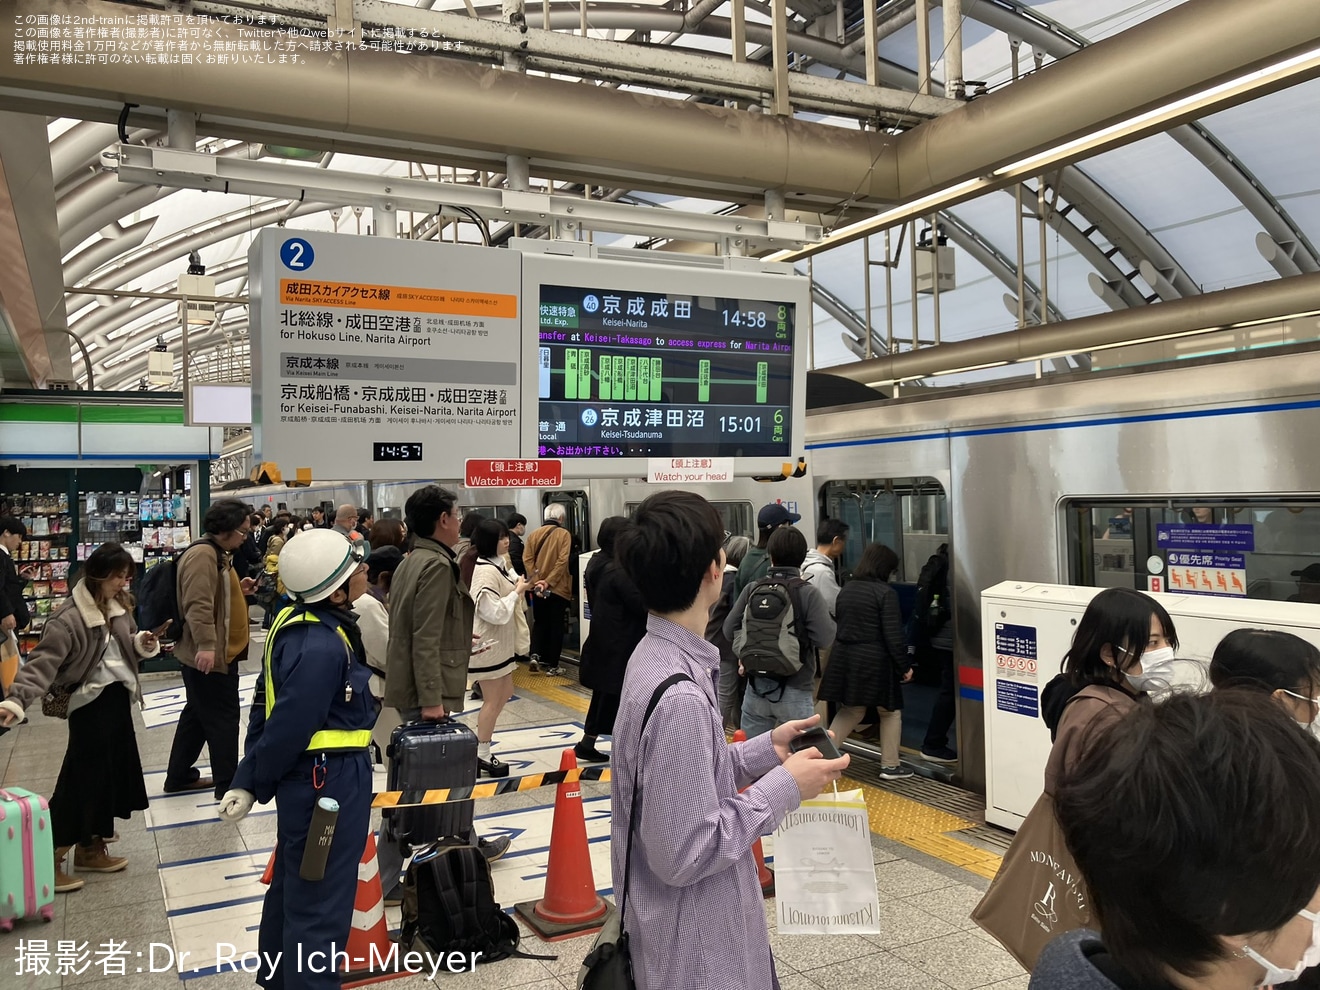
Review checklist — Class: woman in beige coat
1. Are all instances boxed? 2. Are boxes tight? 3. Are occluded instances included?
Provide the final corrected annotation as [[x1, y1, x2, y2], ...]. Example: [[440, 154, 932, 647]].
[[468, 518, 530, 778], [0, 543, 162, 893]]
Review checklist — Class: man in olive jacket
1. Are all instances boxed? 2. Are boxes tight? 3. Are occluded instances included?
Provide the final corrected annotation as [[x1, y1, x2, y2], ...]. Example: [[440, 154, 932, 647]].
[[164, 499, 255, 799], [383, 484, 509, 862]]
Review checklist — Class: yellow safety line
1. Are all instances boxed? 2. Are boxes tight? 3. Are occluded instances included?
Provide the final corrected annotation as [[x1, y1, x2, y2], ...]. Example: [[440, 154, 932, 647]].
[[511, 667, 1001, 880], [511, 664, 590, 713], [839, 774, 1003, 880]]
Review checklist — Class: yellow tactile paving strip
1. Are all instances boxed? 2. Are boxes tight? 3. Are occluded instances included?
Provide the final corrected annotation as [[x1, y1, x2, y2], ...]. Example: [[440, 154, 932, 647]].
[[512, 667, 1002, 880], [838, 775, 1003, 880], [512, 663, 590, 713]]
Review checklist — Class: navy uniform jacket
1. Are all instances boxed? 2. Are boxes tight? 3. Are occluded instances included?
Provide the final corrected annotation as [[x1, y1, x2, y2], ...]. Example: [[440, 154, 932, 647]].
[[234, 605, 379, 804]]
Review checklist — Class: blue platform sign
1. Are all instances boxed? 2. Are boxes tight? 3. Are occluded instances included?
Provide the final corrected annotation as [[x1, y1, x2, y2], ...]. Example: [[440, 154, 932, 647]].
[[996, 681, 1039, 718], [994, 623, 1037, 660], [1156, 524, 1255, 553]]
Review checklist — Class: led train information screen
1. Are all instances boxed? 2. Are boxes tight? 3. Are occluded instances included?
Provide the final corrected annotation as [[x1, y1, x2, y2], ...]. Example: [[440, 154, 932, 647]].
[[536, 284, 796, 459]]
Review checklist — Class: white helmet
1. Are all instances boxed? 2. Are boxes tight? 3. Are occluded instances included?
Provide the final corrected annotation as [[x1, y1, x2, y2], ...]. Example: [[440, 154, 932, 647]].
[[279, 529, 364, 604]]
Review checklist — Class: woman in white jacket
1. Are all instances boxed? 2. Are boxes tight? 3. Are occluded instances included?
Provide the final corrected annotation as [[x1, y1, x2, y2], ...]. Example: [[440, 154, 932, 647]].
[[468, 517, 531, 778]]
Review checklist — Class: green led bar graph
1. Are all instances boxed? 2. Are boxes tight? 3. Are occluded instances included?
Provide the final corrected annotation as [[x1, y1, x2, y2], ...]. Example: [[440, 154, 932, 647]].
[[555, 350, 780, 403]]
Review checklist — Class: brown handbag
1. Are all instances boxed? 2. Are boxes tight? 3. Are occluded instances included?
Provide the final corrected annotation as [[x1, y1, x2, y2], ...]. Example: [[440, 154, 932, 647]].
[[970, 792, 1093, 971], [41, 685, 73, 719]]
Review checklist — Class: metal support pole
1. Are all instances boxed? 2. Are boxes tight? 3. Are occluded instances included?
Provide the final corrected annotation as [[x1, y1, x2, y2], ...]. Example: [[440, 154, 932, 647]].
[[166, 109, 196, 150], [943, 0, 963, 99], [506, 155, 530, 192], [807, 255, 816, 371], [884, 228, 894, 357], [731, 0, 746, 62], [930, 215, 941, 345], [1038, 181, 1049, 326], [863, 235, 873, 360], [909, 220, 919, 350], [915, 0, 932, 96], [502, 0, 527, 70], [862, 0, 878, 86], [1010, 39, 1026, 330], [373, 201, 397, 237], [770, 0, 791, 115]]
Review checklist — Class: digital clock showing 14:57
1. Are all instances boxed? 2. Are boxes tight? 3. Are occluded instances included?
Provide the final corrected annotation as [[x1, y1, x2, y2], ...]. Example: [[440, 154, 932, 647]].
[[373, 442, 423, 461]]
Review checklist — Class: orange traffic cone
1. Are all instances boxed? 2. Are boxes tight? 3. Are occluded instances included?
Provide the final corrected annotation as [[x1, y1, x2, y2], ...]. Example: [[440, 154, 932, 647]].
[[341, 832, 411, 988], [515, 748, 612, 941], [732, 730, 775, 898]]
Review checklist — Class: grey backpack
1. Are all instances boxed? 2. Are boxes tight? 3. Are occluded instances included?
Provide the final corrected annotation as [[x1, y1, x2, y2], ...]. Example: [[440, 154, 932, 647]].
[[733, 575, 810, 696]]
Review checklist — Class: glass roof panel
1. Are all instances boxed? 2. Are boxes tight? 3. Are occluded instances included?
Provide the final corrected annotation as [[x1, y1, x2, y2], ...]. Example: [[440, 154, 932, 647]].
[[1201, 78, 1320, 206]]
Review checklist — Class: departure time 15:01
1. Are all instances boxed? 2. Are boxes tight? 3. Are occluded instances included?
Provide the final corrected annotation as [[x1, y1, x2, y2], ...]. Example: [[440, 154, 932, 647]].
[[719, 415, 763, 434]]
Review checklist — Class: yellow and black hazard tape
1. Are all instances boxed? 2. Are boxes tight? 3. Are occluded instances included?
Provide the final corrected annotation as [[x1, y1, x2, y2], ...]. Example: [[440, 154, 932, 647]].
[[372, 765, 613, 809]]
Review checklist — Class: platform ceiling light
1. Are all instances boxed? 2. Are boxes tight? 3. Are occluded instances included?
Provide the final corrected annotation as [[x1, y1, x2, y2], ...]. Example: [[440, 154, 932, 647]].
[[767, 44, 1320, 265], [178, 251, 216, 327], [147, 336, 173, 386]]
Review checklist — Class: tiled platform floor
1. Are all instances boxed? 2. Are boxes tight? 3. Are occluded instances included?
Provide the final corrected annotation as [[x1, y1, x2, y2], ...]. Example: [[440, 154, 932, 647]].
[[0, 649, 1022, 990]]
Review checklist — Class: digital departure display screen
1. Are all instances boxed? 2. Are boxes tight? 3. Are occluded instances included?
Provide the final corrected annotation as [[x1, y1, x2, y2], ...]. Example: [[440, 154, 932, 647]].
[[536, 284, 795, 459]]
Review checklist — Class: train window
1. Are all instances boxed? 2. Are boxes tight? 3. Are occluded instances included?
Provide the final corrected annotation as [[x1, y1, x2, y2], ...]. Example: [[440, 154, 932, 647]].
[[456, 504, 517, 523], [1063, 498, 1320, 601], [821, 478, 949, 582], [623, 500, 754, 539]]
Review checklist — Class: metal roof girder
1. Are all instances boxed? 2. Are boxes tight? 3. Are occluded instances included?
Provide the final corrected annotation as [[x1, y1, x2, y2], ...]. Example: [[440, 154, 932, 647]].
[[112, 145, 825, 248]]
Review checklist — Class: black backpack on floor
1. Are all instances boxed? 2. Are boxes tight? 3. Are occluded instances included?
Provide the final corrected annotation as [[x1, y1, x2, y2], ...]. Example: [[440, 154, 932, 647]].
[[401, 843, 554, 966]]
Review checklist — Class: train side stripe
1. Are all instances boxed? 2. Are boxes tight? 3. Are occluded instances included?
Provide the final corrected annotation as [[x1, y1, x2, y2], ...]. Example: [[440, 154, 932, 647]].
[[806, 397, 1320, 450]]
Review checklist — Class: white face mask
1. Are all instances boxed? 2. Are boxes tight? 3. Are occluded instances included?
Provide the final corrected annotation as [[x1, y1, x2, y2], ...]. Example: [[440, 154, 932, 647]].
[[1242, 909, 1320, 986], [1122, 646, 1176, 693]]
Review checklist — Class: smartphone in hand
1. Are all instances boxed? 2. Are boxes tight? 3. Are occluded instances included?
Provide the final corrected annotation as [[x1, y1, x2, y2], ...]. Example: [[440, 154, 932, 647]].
[[789, 726, 842, 760]]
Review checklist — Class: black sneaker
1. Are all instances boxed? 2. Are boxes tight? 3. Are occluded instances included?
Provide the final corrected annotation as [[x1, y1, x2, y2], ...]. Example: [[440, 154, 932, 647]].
[[478, 835, 511, 862], [528, 655, 541, 673], [574, 743, 609, 763], [542, 666, 564, 677], [471, 684, 483, 701], [478, 755, 510, 778], [879, 764, 914, 780], [921, 746, 958, 763]]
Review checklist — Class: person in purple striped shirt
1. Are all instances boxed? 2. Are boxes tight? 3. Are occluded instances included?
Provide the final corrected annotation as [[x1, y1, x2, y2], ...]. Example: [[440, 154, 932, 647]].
[[612, 490, 851, 990]]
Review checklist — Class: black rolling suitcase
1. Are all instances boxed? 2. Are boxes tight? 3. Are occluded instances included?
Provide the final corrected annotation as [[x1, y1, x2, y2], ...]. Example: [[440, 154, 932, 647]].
[[384, 719, 478, 850]]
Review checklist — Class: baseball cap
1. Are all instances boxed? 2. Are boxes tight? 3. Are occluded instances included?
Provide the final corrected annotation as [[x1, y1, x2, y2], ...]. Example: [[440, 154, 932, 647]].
[[1292, 563, 1320, 583], [366, 545, 404, 582], [758, 503, 802, 529]]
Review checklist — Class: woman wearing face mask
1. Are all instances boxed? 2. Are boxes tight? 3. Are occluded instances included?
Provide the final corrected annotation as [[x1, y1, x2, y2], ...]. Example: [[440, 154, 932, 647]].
[[1209, 628, 1320, 734], [1035, 689, 1320, 990], [1039, 587, 1178, 797]]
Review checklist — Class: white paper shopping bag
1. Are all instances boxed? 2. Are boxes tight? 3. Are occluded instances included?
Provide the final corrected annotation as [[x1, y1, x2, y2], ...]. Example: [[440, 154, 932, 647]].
[[772, 788, 881, 934]]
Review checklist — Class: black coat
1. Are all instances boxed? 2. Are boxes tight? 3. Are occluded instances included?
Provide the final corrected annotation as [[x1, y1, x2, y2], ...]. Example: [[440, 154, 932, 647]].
[[0, 550, 30, 631], [818, 576, 909, 710], [508, 531, 526, 577], [578, 551, 648, 695]]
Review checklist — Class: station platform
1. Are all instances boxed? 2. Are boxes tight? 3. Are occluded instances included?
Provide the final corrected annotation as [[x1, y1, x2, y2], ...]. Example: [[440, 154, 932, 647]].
[[1, 646, 1025, 990]]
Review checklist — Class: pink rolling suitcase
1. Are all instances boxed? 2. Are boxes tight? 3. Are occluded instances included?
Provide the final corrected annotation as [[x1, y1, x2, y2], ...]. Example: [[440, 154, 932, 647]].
[[0, 787, 56, 931]]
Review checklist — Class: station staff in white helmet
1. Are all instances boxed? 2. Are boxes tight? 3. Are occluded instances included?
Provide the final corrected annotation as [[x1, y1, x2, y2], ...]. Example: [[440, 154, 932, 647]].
[[217, 529, 378, 990]]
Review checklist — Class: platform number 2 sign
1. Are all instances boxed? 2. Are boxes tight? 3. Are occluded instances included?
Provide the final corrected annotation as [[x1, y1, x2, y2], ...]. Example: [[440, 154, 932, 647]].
[[280, 237, 315, 271]]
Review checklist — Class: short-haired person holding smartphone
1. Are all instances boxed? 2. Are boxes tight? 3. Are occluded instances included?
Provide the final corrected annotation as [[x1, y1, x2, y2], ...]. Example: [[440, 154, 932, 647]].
[[610, 490, 850, 990]]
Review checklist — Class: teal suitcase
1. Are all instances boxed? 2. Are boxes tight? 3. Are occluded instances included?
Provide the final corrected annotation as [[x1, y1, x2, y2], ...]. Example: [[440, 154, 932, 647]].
[[0, 787, 56, 930]]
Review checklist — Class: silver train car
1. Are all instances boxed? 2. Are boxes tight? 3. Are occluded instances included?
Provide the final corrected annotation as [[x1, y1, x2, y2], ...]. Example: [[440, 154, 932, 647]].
[[231, 345, 1320, 795]]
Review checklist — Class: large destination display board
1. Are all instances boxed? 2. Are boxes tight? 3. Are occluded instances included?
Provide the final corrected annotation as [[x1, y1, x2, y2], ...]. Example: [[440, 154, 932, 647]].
[[250, 230, 535, 480], [536, 285, 794, 458], [524, 246, 809, 478]]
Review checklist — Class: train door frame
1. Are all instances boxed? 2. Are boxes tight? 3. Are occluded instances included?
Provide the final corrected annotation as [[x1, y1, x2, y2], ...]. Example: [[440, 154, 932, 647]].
[[543, 489, 590, 655]]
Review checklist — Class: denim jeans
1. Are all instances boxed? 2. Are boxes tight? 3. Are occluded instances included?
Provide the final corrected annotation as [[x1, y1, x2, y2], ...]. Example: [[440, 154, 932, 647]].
[[740, 679, 815, 739]]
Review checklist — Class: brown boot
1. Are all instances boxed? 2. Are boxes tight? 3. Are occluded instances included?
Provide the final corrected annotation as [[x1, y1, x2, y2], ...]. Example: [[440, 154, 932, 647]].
[[55, 846, 84, 892], [74, 840, 127, 873]]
